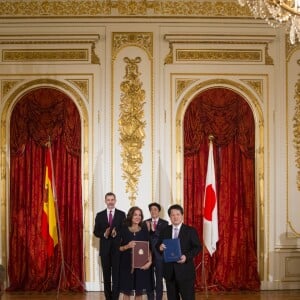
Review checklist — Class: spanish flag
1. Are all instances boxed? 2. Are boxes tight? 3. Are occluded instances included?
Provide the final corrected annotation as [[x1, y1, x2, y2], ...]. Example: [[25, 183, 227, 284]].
[[41, 146, 58, 256]]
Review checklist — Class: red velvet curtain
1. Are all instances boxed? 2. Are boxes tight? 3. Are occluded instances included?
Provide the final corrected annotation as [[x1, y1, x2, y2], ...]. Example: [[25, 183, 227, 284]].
[[184, 88, 260, 291], [8, 88, 84, 291]]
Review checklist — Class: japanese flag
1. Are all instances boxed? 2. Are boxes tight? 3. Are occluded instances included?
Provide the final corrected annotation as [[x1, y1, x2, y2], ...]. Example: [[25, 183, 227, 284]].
[[203, 141, 219, 256]]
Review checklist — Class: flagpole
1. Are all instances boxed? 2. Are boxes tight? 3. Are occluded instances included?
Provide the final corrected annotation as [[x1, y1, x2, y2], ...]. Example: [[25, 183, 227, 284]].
[[46, 138, 66, 298], [202, 134, 216, 298], [47, 138, 85, 299], [201, 246, 208, 298], [48, 143, 65, 298]]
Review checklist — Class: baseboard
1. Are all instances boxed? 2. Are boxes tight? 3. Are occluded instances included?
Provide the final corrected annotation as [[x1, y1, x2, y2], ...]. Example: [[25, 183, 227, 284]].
[[261, 281, 300, 290], [84, 282, 101, 291]]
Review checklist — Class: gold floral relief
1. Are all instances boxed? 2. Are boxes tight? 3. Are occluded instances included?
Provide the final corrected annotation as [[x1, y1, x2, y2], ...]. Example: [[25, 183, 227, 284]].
[[241, 79, 263, 101], [112, 32, 153, 60], [153, 0, 251, 17], [115, 0, 147, 15], [176, 49, 262, 62], [118, 57, 146, 206], [67, 79, 89, 101], [1, 80, 23, 99], [2, 49, 88, 62], [0, 1, 252, 18], [176, 79, 196, 100], [294, 80, 300, 191]]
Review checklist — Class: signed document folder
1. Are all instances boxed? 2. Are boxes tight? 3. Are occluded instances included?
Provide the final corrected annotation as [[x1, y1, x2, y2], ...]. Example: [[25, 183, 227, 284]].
[[132, 241, 149, 268], [163, 238, 182, 262]]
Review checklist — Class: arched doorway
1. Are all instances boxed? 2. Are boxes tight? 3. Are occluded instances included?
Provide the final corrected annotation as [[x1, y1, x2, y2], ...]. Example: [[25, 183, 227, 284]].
[[8, 87, 84, 291], [183, 87, 260, 290]]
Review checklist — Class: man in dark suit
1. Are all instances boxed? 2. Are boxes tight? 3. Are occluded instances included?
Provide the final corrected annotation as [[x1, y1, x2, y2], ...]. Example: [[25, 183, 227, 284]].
[[145, 202, 169, 300], [93, 192, 126, 300], [157, 204, 201, 300]]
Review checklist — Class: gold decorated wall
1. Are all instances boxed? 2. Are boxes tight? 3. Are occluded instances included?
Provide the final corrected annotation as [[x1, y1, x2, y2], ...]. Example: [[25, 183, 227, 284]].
[[0, 0, 299, 291]]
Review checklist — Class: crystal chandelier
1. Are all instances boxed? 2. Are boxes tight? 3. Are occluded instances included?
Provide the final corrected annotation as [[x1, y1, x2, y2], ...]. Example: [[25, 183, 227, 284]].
[[238, 0, 300, 44]]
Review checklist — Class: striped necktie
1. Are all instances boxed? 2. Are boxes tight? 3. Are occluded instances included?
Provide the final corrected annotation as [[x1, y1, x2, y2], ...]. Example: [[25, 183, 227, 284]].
[[173, 227, 179, 239]]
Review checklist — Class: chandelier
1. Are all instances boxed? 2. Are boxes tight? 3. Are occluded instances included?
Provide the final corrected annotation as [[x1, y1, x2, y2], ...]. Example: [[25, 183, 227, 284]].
[[238, 0, 300, 44]]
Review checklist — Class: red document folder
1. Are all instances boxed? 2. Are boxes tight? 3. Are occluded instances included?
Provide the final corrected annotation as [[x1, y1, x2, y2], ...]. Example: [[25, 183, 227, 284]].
[[132, 241, 149, 268]]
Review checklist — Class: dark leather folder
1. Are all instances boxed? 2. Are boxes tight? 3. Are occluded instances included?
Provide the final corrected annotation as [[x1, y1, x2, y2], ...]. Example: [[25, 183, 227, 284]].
[[132, 241, 149, 268], [163, 238, 182, 262]]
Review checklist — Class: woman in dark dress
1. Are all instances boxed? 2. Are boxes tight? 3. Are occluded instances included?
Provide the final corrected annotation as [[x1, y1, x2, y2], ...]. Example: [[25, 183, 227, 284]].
[[119, 206, 154, 300]]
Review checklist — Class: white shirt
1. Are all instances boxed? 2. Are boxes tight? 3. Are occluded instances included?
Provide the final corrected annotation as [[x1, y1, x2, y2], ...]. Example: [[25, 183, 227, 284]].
[[172, 223, 182, 238], [107, 208, 115, 219]]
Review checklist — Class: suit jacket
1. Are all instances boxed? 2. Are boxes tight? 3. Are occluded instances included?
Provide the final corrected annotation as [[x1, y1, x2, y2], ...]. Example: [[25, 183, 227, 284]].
[[93, 208, 126, 256], [145, 218, 169, 260], [157, 224, 201, 281]]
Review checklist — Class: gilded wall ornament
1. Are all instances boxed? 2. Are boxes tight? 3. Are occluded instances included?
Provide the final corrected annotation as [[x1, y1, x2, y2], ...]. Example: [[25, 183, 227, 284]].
[[241, 79, 263, 100], [112, 32, 153, 59], [0, 1, 252, 18], [294, 80, 300, 191], [176, 79, 196, 100], [2, 49, 88, 62], [164, 43, 174, 65], [67, 79, 89, 101], [264, 44, 274, 65], [118, 57, 146, 205], [176, 49, 262, 62], [164, 35, 274, 65], [1, 80, 23, 99]]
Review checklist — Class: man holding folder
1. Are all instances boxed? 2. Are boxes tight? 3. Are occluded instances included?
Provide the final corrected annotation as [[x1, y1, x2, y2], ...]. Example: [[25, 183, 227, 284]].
[[157, 204, 201, 300]]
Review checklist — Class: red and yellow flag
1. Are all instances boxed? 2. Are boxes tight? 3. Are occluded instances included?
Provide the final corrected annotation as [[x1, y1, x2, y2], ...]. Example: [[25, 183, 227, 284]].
[[41, 146, 58, 256]]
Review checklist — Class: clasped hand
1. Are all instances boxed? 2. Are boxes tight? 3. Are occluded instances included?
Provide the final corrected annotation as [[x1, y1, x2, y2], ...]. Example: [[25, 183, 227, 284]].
[[126, 241, 152, 270], [105, 227, 116, 238], [159, 243, 186, 264]]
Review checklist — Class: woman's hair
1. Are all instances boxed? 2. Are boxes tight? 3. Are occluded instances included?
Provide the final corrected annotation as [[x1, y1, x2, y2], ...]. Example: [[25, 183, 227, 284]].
[[125, 206, 144, 226]]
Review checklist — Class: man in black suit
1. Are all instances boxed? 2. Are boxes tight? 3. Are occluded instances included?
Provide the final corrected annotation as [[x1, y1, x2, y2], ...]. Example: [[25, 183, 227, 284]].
[[145, 202, 169, 300], [157, 204, 201, 300], [93, 192, 126, 300]]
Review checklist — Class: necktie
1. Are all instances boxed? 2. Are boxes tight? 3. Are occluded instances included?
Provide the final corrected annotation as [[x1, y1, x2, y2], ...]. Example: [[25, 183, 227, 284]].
[[108, 210, 113, 227], [174, 227, 179, 239], [153, 220, 157, 231]]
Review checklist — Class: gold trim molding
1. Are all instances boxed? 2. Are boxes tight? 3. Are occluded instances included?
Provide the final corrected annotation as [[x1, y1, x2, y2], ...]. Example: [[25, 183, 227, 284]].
[[164, 35, 275, 65], [2, 49, 88, 62], [294, 80, 300, 191], [0, 35, 101, 65], [0, 1, 252, 18], [176, 49, 262, 62]]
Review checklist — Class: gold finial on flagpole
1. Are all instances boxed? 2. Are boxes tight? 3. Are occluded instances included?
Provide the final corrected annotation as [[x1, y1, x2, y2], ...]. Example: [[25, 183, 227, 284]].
[[45, 136, 51, 148], [208, 134, 214, 142]]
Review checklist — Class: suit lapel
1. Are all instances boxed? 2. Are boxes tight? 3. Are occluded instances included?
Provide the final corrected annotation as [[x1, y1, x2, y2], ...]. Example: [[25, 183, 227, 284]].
[[177, 224, 185, 238]]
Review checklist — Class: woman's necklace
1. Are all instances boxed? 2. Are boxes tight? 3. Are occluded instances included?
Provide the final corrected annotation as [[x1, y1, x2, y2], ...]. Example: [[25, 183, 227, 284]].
[[129, 225, 141, 236]]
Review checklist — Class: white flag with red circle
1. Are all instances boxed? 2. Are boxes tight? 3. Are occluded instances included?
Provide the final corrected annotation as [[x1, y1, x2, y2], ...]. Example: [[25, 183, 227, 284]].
[[203, 141, 219, 256]]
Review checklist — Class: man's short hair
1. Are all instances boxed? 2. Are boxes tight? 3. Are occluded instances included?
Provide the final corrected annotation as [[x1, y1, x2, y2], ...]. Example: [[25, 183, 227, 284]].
[[105, 192, 116, 199], [167, 204, 184, 216], [148, 202, 161, 211]]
